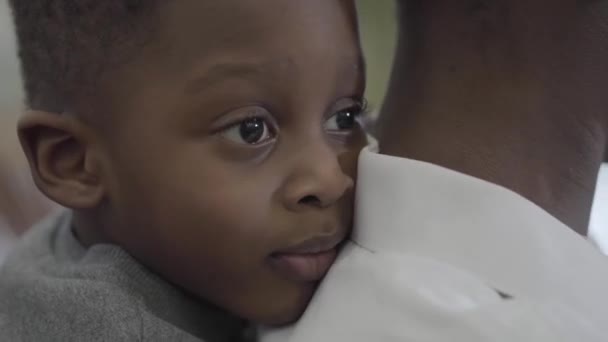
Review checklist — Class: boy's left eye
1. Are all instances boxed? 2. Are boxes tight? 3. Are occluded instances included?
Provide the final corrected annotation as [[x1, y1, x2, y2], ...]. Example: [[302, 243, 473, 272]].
[[324, 103, 364, 132]]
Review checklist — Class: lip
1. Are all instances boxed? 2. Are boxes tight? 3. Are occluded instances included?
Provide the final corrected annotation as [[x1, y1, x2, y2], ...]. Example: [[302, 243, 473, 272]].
[[269, 235, 345, 283]]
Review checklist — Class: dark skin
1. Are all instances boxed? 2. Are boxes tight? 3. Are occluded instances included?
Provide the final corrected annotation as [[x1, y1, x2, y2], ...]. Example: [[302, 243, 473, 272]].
[[378, 0, 608, 235], [18, 0, 366, 325]]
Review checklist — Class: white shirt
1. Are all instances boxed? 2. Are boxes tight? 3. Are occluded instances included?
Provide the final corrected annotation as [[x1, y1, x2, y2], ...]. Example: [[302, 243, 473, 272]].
[[261, 147, 608, 341]]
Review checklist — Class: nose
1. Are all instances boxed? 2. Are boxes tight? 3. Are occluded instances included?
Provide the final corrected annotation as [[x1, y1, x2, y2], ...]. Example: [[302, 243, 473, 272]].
[[282, 143, 355, 212]]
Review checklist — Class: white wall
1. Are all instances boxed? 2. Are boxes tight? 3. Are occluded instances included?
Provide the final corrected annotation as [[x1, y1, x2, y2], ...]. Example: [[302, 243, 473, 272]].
[[0, 0, 22, 113], [0, 0, 23, 158]]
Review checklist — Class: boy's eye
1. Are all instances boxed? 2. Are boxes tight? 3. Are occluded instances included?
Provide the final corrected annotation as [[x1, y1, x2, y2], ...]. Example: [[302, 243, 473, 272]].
[[222, 117, 274, 145], [324, 104, 364, 132]]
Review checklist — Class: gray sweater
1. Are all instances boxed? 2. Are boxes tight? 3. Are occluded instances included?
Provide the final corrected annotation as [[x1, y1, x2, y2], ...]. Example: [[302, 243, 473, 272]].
[[0, 211, 252, 342]]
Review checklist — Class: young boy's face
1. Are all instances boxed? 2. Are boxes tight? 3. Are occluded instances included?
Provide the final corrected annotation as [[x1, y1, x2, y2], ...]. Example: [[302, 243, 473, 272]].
[[95, 0, 365, 324]]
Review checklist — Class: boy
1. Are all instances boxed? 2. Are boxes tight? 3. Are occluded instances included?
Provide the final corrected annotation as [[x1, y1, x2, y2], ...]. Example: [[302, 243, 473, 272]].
[[0, 0, 367, 340]]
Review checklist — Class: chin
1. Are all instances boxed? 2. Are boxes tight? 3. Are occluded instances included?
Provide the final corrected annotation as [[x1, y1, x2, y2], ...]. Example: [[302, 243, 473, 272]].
[[252, 283, 316, 326], [263, 309, 305, 327]]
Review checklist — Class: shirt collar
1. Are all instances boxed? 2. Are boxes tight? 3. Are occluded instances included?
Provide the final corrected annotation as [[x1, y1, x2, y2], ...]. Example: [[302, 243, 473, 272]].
[[354, 147, 608, 319]]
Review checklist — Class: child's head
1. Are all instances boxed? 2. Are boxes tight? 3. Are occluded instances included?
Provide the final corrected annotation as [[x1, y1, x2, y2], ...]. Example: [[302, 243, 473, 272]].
[[10, 0, 366, 324]]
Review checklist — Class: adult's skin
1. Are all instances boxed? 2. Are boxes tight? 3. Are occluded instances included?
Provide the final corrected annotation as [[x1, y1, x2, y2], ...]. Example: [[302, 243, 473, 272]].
[[377, 0, 608, 235]]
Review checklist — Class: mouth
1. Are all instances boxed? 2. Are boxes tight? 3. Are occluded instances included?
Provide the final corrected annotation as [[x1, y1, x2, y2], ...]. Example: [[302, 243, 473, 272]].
[[269, 235, 345, 283]]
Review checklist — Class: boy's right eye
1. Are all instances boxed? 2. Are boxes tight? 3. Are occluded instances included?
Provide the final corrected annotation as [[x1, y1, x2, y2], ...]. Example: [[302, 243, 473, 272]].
[[221, 117, 276, 145]]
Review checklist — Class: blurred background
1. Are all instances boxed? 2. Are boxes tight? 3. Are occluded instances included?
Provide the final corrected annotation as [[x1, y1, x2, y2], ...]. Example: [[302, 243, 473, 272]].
[[0, 0, 57, 262], [0, 0, 605, 259]]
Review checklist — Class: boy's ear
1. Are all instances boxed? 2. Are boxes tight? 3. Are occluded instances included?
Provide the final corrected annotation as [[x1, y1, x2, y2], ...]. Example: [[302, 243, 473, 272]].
[[18, 111, 105, 209]]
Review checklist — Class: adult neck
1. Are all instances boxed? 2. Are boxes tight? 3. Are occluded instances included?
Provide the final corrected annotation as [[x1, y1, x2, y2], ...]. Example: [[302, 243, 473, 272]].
[[377, 0, 608, 234]]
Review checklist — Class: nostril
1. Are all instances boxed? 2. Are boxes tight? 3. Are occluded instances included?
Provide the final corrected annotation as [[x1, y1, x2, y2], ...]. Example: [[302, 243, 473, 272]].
[[299, 195, 322, 207]]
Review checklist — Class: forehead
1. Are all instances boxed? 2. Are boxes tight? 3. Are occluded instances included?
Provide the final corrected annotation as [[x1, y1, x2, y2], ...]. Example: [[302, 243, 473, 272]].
[[153, 0, 361, 65], [96, 0, 363, 128]]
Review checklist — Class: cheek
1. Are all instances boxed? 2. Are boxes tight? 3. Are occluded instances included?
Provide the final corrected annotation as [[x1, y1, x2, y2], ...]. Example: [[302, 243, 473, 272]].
[[339, 136, 366, 179], [340, 150, 359, 177], [120, 161, 276, 246], [108, 144, 284, 275], [110, 138, 272, 227], [109, 162, 271, 284]]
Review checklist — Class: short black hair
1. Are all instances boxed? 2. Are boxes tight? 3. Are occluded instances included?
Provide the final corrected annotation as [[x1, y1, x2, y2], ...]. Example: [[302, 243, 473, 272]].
[[9, 0, 159, 113]]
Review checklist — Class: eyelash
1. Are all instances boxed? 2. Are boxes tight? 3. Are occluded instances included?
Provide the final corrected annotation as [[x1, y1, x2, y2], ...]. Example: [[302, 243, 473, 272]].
[[216, 110, 273, 131], [346, 98, 369, 121], [327, 99, 369, 126]]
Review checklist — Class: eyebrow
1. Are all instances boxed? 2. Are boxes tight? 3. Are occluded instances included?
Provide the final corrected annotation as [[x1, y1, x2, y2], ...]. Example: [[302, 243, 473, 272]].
[[184, 57, 364, 95]]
